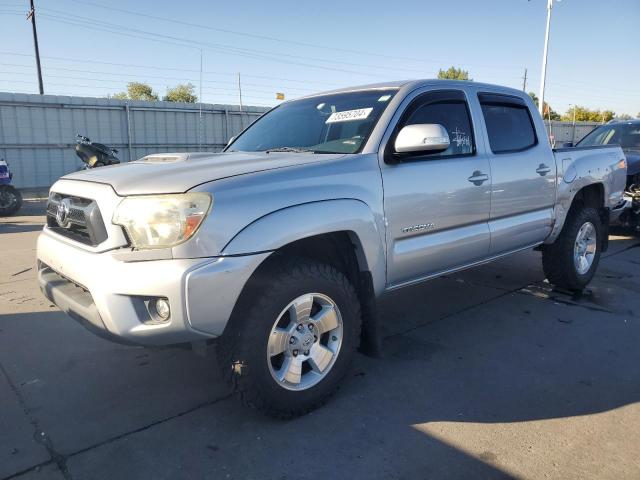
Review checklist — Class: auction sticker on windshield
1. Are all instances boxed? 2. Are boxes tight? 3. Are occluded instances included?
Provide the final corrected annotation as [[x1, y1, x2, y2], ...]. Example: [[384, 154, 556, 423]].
[[326, 107, 373, 124]]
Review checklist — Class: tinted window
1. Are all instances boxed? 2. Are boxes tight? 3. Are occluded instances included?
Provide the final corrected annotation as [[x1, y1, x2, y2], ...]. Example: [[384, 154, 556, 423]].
[[401, 97, 474, 157], [577, 123, 640, 149], [480, 101, 537, 153]]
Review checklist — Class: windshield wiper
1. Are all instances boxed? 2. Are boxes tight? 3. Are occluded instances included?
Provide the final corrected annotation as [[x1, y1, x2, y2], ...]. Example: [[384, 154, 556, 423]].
[[265, 146, 314, 153]]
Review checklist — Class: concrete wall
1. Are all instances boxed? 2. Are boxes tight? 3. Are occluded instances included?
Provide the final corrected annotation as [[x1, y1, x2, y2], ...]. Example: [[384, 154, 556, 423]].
[[0, 92, 268, 191]]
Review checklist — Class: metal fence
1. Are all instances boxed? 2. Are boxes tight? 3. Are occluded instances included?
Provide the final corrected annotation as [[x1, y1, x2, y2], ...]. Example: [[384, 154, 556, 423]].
[[0, 92, 604, 193], [544, 120, 601, 145], [0, 92, 268, 192]]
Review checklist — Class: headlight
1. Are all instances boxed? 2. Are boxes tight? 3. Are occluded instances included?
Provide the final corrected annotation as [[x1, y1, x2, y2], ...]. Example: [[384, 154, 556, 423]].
[[113, 193, 212, 249]]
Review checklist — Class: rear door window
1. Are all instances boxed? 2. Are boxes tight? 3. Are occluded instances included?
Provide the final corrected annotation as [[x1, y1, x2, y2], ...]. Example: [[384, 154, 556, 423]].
[[479, 94, 537, 153]]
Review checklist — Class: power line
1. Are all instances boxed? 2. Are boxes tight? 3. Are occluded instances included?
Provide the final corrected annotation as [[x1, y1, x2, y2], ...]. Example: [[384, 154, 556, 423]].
[[0, 51, 344, 87], [0, 78, 281, 103], [38, 7, 527, 83], [62, 0, 522, 72], [36, 13, 385, 78], [37, 9, 432, 77], [0, 62, 319, 93]]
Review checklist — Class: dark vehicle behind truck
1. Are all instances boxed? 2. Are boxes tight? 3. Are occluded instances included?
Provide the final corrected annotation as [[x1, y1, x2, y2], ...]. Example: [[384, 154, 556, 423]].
[[575, 119, 640, 229]]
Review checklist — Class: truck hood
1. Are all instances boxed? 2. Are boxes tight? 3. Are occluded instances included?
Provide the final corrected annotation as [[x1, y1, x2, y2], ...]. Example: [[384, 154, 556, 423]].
[[63, 151, 345, 195]]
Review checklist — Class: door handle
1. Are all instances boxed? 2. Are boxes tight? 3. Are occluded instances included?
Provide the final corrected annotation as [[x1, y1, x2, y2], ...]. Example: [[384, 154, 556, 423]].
[[536, 164, 552, 176], [467, 170, 489, 186]]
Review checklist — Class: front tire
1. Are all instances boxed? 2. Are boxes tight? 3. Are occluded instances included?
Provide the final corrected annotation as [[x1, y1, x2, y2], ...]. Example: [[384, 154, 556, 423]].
[[217, 257, 361, 418], [542, 206, 602, 291], [0, 185, 22, 216]]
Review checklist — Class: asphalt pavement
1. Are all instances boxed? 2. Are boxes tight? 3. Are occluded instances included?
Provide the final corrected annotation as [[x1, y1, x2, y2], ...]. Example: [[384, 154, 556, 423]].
[[1, 201, 639, 480]]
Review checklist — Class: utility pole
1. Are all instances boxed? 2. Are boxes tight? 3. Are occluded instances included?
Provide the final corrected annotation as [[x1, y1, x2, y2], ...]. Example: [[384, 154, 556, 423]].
[[237, 72, 243, 112], [538, 0, 554, 116], [27, 0, 44, 94], [522, 68, 528, 92]]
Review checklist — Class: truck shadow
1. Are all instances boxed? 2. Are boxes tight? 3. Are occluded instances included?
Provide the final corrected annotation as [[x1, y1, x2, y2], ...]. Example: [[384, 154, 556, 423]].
[[0, 222, 44, 234], [1, 241, 638, 478], [13, 199, 48, 217]]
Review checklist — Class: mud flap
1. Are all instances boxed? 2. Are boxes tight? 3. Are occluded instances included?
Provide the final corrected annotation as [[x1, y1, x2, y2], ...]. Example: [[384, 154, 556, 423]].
[[358, 271, 381, 357], [600, 207, 610, 252]]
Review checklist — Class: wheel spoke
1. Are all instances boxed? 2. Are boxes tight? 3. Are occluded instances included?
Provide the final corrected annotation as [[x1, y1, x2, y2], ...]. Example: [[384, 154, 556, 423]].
[[312, 306, 339, 334], [278, 355, 303, 384], [308, 344, 334, 374], [585, 223, 595, 237], [268, 328, 289, 357], [579, 256, 588, 272], [289, 294, 313, 324]]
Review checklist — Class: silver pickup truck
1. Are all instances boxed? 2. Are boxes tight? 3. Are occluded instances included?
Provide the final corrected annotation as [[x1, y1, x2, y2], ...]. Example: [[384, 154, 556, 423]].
[[37, 80, 627, 418]]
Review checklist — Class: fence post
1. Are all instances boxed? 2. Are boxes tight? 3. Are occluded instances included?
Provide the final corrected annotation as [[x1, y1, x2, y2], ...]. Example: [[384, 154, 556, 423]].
[[125, 103, 133, 161], [224, 108, 229, 145]]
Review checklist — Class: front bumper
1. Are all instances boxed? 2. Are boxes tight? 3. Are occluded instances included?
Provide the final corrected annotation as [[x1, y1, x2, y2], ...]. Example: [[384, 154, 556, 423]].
[[37, 230, 269, 346]]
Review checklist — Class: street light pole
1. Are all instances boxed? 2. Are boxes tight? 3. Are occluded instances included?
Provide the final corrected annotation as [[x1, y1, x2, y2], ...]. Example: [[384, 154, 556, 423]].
[[538, 0, 554, 116]]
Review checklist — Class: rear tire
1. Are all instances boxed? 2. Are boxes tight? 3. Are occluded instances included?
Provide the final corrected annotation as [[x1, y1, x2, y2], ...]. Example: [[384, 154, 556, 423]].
[[216, 257, 361, 419], [0, 185, 22, 216], [542, 206, 602, 291]]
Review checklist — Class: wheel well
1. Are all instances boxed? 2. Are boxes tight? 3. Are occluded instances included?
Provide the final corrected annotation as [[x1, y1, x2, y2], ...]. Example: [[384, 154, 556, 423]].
[[235, 232, 380, 356], [267, 232, 363, 284], [569, 182, 609, 251], [571, 183, 604, 211]]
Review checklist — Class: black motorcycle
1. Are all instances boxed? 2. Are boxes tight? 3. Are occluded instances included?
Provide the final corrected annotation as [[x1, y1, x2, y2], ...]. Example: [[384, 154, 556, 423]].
[[75, 135, 120, 168]]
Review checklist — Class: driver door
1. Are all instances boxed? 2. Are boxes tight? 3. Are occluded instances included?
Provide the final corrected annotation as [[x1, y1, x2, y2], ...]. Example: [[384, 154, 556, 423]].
[[380, 89, 492, 288]]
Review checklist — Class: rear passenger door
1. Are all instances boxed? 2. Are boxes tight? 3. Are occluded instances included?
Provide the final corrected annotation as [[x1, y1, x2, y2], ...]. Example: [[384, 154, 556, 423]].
[[381, 89, 492, 288], [476, 93, 556, 255]]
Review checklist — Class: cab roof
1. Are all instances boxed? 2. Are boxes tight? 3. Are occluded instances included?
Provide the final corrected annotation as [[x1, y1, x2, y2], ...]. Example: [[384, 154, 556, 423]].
[[297, 79, 526, 100]]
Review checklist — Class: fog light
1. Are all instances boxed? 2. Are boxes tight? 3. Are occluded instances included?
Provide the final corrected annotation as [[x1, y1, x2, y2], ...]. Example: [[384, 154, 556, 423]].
[[154, 298, 170, 320]]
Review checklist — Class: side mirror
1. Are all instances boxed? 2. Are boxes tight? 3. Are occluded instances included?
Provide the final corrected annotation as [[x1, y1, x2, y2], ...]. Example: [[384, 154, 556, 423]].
[[394, 124, 450, 154]]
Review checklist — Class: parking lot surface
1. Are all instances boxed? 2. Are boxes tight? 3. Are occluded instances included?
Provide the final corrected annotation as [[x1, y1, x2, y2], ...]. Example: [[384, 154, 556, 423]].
[[1, 201, 639, 480]]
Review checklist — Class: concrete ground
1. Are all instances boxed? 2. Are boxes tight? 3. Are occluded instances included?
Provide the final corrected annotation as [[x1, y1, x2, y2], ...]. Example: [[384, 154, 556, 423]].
[[1, 201, 639, 480]]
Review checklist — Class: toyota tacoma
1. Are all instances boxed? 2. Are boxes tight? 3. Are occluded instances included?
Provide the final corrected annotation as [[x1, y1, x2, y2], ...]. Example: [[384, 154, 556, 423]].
[[37, 80, 627, 418]]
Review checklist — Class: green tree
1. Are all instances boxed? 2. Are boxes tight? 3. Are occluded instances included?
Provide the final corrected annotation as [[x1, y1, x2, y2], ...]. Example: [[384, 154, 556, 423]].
[[562, 106, 615, 123], [163, 83, 198, 103], [112, 82, 159, 101], [437, 66, 471, 81], [528, 92, 560, 120]]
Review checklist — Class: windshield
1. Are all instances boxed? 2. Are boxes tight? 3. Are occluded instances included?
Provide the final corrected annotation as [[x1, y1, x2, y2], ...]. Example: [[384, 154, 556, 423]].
[[577, 123, 640, 150], [226, 89, 398, 154]]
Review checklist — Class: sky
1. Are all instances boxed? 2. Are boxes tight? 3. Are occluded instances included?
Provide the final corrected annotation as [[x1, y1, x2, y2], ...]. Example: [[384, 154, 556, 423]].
[[0, 0, 638, 116]]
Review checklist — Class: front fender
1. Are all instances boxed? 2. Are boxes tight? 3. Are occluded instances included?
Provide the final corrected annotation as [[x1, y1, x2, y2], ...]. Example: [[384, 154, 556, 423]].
[[222, 199, 386, 295]]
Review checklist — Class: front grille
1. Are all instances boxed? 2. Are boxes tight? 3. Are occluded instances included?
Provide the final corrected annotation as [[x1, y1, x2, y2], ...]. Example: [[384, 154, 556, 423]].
[[46, 193, 108, 246]]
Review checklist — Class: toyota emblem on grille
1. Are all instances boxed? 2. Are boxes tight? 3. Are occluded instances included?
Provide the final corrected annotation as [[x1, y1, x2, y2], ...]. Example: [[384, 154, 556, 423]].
[[55, 198, 72, 228]]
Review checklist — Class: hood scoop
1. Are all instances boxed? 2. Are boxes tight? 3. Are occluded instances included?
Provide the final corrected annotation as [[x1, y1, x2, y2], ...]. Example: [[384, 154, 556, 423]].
[[136, 152, 214, 164]]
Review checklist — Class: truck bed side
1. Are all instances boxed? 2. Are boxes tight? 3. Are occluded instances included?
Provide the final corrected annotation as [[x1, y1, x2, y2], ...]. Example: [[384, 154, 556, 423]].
[[547, 144, 627, 242]]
